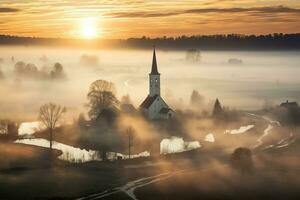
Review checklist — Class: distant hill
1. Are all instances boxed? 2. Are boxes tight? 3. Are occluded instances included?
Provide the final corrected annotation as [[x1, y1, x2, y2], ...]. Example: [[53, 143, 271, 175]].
[[1, 33, 300, 50]]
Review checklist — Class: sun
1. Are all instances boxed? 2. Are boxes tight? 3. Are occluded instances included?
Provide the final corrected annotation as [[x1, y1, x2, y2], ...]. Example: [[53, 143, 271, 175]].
[[80, 18, 98, 39]]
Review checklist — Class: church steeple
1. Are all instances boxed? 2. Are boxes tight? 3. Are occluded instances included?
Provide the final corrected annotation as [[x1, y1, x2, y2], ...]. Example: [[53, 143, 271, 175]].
[[149, 47, 160, 97], [150, 47, 160, 75]]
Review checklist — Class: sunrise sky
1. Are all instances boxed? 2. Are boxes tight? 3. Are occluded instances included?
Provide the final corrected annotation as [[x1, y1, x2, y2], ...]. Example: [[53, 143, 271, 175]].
[[0, 0, 300, 39]]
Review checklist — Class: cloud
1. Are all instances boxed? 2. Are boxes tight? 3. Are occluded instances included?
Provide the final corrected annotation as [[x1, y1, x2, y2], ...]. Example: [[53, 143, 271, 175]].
[[187, 6, 300, 14], [106, 6, 300, 18], [0, 7, 20, 13], [107, 12, 178, 18]]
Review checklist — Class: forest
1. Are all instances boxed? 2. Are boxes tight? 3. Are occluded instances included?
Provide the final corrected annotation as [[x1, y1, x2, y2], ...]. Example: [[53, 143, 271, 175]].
[[1, 33, 300, 50]]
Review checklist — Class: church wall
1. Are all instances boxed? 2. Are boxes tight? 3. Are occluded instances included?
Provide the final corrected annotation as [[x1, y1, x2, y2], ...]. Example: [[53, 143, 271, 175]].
[[158, 110, 173, 119], [148, 96, 168, 119]]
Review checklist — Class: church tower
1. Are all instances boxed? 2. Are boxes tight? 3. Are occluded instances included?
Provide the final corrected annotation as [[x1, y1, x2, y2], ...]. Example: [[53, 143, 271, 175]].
[[149, 47, 160, 97]]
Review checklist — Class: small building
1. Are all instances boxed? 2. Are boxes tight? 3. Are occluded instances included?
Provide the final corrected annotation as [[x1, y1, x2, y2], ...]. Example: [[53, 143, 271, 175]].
[[140, 48, 174, 120], [280, 100, 299, 109]]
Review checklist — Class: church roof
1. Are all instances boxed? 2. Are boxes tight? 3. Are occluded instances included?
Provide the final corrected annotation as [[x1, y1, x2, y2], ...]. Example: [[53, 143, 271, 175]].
[[150, 47, 160, 75], [140, 95, 158, 109]]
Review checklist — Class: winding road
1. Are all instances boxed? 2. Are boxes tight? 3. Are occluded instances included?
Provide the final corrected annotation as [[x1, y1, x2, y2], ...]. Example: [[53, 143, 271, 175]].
[[248, 113, 295, 150]]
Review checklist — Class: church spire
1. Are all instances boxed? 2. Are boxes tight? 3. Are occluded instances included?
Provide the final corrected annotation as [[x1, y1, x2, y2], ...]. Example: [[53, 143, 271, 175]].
[[150, 47, 159, 75]]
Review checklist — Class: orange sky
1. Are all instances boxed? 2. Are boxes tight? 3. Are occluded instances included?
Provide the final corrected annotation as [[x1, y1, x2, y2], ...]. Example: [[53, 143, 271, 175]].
[[0, 0, 300, 39]]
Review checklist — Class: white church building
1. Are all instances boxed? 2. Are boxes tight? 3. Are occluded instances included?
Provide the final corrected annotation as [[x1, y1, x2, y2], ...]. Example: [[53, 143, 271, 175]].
[[140, 48, 174, 120]]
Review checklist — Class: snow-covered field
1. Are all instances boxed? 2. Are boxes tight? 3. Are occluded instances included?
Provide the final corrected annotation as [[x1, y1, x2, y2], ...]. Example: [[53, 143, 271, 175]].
[[225, 125, 254, 135], [15, 137, 151, 162], [15, 138, 101, 162], [204, 133, 215, 143], [18, 121, 45, 135], [160, 137, 201, 154]]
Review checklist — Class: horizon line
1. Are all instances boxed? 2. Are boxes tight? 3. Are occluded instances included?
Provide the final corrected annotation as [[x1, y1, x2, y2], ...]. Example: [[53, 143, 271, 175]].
[[1, 32, 300, 41]]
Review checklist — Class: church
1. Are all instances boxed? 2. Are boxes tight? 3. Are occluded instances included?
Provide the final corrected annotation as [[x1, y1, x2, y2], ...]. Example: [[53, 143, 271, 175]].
[[140, 48, 174, 120]]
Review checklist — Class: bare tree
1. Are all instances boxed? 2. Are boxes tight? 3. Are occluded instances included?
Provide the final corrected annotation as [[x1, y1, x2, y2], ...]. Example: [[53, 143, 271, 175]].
[[87, 80, 119, 120], [39, 103, 66, 150], [126, 127, 134, 159]]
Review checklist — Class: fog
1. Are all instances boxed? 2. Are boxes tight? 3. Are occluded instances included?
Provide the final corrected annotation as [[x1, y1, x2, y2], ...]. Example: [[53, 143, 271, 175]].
[[0, 46, 299, 121], [0, 44, 299, 199]]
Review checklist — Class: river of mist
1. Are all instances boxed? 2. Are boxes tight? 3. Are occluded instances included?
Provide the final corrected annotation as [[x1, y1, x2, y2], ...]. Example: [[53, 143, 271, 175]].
[[0, 46, 299, 120]]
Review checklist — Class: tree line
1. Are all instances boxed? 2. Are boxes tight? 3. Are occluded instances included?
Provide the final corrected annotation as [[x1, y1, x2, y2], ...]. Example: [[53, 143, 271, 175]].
[[126, 33, 300, 50], [1, 33, 300, 50]]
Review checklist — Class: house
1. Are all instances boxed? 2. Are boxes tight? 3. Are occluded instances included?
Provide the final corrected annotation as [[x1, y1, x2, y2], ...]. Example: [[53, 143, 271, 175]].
[[140, 48, 174, 120], [280, 100, 299, 109]]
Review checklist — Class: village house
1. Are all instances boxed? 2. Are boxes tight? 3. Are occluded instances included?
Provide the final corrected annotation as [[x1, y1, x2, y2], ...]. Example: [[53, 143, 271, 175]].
[[280, 100, 299, 109]]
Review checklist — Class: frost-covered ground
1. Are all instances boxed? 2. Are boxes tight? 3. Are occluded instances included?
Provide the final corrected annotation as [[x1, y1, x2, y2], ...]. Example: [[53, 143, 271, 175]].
[[15, 137, 150, 163], [15, 138, 101, 162]]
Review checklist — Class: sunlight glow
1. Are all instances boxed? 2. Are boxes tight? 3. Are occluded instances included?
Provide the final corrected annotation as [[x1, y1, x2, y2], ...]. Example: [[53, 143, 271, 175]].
[[80, 18, 98, 39]]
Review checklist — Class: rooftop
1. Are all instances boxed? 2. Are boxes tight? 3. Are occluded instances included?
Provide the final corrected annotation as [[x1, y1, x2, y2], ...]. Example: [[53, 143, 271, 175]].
[[140, 95, 158, 109], [280, 100, 298, 108]]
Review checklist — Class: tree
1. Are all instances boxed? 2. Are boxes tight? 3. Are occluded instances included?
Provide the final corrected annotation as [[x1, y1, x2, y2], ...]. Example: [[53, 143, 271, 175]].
[[186, 49, 201, 63], [190, 90, 204, 108], [0, 120, 18, 140], [39, 103, 66, 150], [14, 61, 40, 78], [77, 113, 86, 129], [50, 62, 65, 80], [87, 80, 119, 120], [230, 147, 254, 173], [126, 127, 134, 159], [213, 98, 223, 117]]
